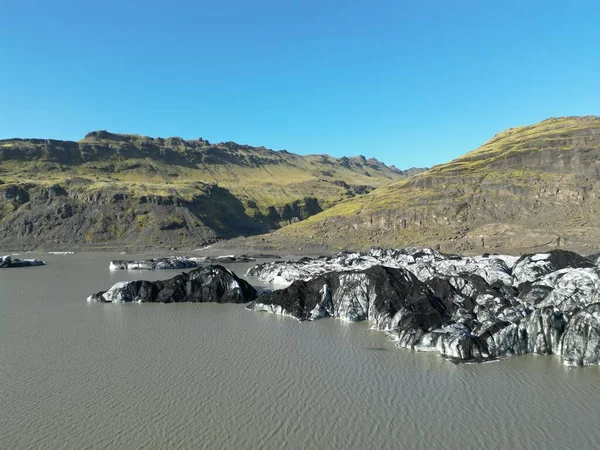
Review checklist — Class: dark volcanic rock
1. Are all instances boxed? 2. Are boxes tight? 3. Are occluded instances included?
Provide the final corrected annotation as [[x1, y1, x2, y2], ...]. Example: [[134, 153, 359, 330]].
[[88, 265, 257, 303], [586, 252, 600, 265]]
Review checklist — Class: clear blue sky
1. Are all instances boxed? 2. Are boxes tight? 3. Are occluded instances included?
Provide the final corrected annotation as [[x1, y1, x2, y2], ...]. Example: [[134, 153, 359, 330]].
[[1, 1, 598, 168]]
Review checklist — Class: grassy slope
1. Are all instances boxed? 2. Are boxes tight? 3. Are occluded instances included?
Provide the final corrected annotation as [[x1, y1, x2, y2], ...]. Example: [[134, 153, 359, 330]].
[[0, 133, 402, 212], [247, 116, 600, 253]]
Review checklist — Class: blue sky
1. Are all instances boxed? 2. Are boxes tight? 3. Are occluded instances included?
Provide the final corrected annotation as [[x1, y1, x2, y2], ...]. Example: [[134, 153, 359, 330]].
[[1, 1, 598, 168]]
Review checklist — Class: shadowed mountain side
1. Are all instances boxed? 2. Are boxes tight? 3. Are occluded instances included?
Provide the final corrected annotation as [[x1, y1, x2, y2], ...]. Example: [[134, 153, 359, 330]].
[[219, 116, 600, 255]]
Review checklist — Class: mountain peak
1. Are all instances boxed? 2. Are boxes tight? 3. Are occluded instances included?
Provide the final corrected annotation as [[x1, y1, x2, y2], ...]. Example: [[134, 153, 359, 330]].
[[83, 130, 139, 141], [540, 115, 599, 123]]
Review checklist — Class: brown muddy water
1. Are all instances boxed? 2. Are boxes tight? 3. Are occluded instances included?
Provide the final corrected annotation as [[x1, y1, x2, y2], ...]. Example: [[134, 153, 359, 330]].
[[1, 252, 600, 449]]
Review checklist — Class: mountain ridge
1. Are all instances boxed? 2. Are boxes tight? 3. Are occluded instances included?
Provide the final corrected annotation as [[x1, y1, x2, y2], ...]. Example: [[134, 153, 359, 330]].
[[224, 115, 600, 255], [0, 130, 406, 171], [0, 131, 417, 250], [3, 116, 599, 254]]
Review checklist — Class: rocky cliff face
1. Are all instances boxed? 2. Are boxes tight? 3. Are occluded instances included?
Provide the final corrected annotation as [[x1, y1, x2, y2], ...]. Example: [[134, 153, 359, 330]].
[[246, 116, 600, 255], [0, 131, 412, 250]]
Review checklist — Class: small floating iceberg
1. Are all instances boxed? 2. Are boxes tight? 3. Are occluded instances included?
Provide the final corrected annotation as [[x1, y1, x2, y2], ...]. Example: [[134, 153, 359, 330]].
[[0, 255, 46, 268]]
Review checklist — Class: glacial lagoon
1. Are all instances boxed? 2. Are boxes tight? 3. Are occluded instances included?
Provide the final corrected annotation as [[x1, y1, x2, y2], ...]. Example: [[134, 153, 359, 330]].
[[2, 252, 600, 450]]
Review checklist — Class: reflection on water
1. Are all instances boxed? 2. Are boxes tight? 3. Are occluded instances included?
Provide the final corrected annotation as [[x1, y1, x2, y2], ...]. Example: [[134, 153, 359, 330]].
[[1, 252, 599, 450]]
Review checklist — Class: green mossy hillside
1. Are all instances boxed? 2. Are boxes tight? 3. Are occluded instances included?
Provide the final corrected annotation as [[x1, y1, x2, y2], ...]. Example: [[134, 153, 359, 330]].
[[0, 131, 416, 250], [244, 116, 600, 255]]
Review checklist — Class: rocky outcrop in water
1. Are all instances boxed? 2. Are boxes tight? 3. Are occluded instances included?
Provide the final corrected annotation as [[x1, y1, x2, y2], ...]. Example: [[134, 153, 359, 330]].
[[249, 265, 447, 327], [247, 248, 600, 366], [109, 255, 257, 270], [247, 248, 518, 287], [110, 256, 204, 270], [0, 255, 45, 268], [88, 265, 257, 303]]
